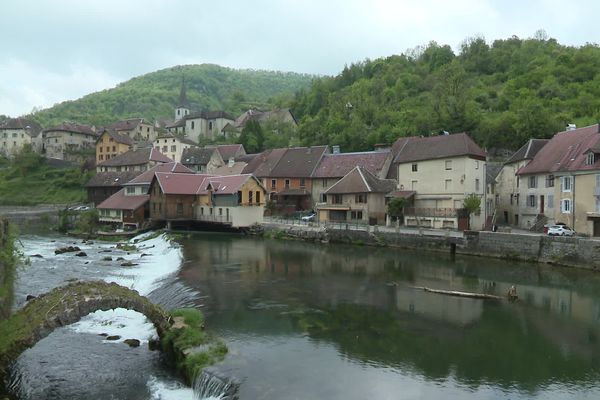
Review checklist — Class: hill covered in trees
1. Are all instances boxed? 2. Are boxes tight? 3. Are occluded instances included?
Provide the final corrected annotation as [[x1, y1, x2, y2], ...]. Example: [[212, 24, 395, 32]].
[[27, 64, 315, 127], [292, 33, 600, 152]]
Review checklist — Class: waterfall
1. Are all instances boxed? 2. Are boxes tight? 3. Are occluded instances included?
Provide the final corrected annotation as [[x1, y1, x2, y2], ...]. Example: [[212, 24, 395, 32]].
[[193, 369, 239, 400]]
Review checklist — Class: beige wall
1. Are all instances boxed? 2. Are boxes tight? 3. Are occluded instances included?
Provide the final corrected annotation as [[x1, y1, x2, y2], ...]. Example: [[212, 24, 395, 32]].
[[186, 117, 233, 141], [398, 156, 486, 229], [552, 172, 600, 235], [119, 122, 156, 142], [0, 128, 39, 156], [96, 132, 131, 164], [153, 137, 195, 162], [44, 130, 97, 160], [317, 192, 388, 224]]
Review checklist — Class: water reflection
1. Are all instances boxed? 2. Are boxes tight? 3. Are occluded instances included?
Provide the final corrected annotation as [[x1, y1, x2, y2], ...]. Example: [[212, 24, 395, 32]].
[[179, 234, 600, 398]]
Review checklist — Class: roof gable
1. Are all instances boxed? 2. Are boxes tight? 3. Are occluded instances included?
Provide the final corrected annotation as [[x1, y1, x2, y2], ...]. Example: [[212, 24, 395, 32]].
[[392, 133, 486, 164], [325, 166, 396, 194]]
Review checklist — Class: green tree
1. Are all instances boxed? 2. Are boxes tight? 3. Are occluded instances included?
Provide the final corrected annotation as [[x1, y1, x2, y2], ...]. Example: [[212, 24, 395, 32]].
[[13, 144, 44, 177], [387, 197, 407, 225], [238, 119, 265, 153], [75, 209, 99, 236], [463, 194, 481, 215]]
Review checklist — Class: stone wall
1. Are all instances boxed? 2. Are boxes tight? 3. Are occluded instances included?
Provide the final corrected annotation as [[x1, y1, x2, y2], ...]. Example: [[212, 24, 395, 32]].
[[262, 224, 600, 271]]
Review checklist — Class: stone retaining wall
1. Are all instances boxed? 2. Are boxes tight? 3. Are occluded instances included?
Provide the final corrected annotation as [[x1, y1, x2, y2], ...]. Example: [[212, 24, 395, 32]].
[[262, 224, 600, 271]]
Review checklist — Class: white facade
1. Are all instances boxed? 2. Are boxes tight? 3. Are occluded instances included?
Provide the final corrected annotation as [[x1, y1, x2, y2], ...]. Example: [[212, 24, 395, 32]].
[[153, 136, 196, 162]]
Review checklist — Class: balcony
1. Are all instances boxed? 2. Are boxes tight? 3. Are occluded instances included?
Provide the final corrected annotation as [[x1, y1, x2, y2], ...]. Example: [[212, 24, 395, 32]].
[[404, 207, 457, 218]]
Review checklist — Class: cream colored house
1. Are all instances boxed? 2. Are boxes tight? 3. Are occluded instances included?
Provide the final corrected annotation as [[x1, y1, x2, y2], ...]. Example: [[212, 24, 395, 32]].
[[391, 133, 487, 230], [0, 118, 43, 156], [95, 130, 133, 164], [110, 118, 157, 142], [495, 139, 549, 228], [517, 124, 600, 236], [43, 123, 98, 161], [153, 134, 198, 162]]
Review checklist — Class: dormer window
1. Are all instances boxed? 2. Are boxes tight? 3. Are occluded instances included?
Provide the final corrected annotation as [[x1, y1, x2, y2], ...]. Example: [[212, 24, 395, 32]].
[[587, 152, 596, 166]]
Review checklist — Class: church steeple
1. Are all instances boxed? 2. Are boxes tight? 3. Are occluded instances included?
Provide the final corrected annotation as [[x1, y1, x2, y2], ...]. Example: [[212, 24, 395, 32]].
[[175, 75, 190, 121]]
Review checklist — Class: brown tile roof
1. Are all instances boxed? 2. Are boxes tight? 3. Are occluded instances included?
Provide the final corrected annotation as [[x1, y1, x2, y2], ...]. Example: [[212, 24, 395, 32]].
[[215, 144, 245, 160], [0, 118, 42, 137], [518, 124, 600, 175], [391, 133, 486, 164], [242, 148, 287, 176], [386, 190, 416, 199], [505, 139, 549, 164], [110, 118, 149, 131], [124, 162, 194, 185], [181, 147, 220, 166], [212, 161, 247, 176], [97, 148, 173, 167], [97, 189, 149, 211], [85, 171, 141, 188], [325, 166, 397, 194], [97, 129, 134, 146], [187, 110, 235, 120], [269, 146, 328, 178], [200, 174, 258, 195], [154, 173, 213, 195], [43, 122, 97, 137], [313, 150, 390, 178]]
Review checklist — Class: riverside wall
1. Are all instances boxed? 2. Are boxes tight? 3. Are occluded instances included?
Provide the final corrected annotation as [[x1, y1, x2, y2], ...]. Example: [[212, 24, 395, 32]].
[[262, 224, 600, 271]]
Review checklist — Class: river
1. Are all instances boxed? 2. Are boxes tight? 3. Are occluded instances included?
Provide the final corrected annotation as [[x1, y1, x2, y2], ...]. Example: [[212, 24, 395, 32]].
[[6, 231, 600, 399]]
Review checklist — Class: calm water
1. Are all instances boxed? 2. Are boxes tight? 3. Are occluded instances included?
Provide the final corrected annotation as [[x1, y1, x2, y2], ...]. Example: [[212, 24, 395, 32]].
[[7, 232, 600, 399]]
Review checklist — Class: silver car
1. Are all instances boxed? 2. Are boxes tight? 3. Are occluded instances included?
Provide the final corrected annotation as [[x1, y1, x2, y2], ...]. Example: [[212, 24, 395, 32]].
[[547, 225, 575, 236]]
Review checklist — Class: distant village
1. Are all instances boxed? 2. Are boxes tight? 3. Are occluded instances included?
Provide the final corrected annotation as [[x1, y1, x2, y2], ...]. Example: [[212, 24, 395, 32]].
[[1, 80, 600, 237]]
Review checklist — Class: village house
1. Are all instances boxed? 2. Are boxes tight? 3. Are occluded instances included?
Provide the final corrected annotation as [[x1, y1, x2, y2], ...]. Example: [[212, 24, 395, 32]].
[[148, 172, 266, 228], [260, 146, 328, 213], [85, 170, 140, 206], [96, 147, 173, 173], [97, 162, 193, 229], [517, 124, 600, 236], [43, 122, 98, 161], [181, 147, 224, 173], [495, 139, 549, 228], [108, 118, 156, 142], [214, 143, 246, 162], [317, 166, 397, 225], [153, 133, 198, 162], [234, 108, 298, 130], [391, 133, 487, 230], [0, 118, 43, 156], [95, 129, 133, 164], [311, 146, 392, 205]]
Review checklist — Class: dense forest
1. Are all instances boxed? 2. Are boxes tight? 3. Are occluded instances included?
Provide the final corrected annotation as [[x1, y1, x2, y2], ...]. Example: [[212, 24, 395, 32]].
[[292, 33, 600, 152], [27, 64, 315, 127]]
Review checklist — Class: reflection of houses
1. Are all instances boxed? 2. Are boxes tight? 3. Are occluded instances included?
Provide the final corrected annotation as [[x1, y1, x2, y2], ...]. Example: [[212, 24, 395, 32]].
[[516, 124, 600, 236], [96, 147, 173, 173], [495, 139, 549, 228], [311, 147, 392, 205], [97, 162, 193, 229], [317, 166, 396, 225], [149, 172, 267, 228], [43, 122, 98, 161], [0, 118, 43, 156], [391, 133, 487, 230]]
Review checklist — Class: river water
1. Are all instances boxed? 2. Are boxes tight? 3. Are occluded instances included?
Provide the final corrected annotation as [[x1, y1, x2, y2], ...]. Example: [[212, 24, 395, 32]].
[[6, 232, 600, 399]]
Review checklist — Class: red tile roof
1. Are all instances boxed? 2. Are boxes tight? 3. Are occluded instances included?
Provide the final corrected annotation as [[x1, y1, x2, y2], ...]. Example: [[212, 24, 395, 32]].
[[313, 150, 390, 178], [215, 144, 245, 160], [518, 124, 600, 175], [124, 162, 194, 185], [242, 148, 287, 176], [325, 166, 396, 194], [154, 173, 213, 195], [391, 133, 486, 164], [97, 189, 149, 211]]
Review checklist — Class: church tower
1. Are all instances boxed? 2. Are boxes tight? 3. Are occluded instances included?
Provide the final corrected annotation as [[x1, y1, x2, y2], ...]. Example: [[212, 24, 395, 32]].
[[175, 76, 191, 121]]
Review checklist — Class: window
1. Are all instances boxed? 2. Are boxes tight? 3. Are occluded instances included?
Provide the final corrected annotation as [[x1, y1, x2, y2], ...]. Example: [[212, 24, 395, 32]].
[[106, 146, 110, 152], [99, 155, 103, 160], [546, 174, 554, 187], [219, 208, 223, 216], [331, 194, 342, 204], [355, 194, 366, 203], [587, 152, 596, 165], [271, 179, 276, 189], [176, 203, 183, 215], [99, 146, 103, 153], [116, 166, 122, 172], [350, 211, 363, 220], [126, 187, 135, 195], [528, 195, 537, 208], [171, 145, 176, 152], [475, 160, 479, 169], [162, 146, 168, 153], [12, 133, 17, 138], [547, 195, 554, 209], [445, 179, 452, 190], [516, 177, 519, 188], [112, 146, 116, 152], [445, 160, 452, 170], [147, 127, 150, 133], [561, 176, 572, 192], [412, 163, 418, 172], [300, 178, 306, 188], [285, 179, 290, 189], [515, 193, 519, 205], [528, 176, 537, 188], [256, 191, 260, 204], [561, 198, 571, 213], [475, 178, 480, 192], [596, 197, 600, 213], [248, 191, 253, 204], [510, 194, 513, 205], [209, 122, 213, 131], [191, 121, 195, 130], [411, 180, 418, 190]]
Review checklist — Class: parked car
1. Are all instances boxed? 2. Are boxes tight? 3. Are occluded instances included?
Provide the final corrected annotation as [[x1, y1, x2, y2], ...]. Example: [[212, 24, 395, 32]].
[[301, 213, 316, 222], [547, 225, 575, 236]]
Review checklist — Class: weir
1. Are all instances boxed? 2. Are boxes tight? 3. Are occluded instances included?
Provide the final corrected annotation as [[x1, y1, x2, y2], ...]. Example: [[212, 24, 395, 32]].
[[194, 368, 240, 400]]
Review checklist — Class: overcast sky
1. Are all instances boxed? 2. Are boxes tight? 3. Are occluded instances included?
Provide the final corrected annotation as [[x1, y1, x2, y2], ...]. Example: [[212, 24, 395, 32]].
[[1, 0, 599, 117]]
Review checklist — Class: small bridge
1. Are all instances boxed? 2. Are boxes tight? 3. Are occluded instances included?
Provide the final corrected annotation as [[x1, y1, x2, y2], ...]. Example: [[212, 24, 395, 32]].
[[0, 280, 172, 372]]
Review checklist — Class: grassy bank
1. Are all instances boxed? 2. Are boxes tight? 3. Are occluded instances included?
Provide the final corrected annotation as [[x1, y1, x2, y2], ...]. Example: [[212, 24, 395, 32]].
[[0, 220, 16, 320]]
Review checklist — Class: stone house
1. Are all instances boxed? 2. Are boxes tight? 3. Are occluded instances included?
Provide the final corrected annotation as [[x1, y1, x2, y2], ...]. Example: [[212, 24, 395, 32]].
[[181, 147, 224, 173], [95, 129, 133, 164], [43, 122, 98, 161], [0, 118, 43, 156], [96, 147, 173, 173], [391, 133, 487, 230], [153, 133, 198, 162], [108, 118, 156, 142], [317, 166, 397, 225]]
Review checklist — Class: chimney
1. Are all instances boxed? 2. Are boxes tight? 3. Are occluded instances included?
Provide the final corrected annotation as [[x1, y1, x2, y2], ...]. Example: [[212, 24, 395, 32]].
[[332, 145, 340, 154], [373, 143, 390, 152], [228, 157, 234, 167], [566, 123, 576, 131]]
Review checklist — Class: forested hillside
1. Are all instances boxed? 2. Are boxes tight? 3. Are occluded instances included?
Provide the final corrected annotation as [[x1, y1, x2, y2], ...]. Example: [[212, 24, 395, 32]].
[[293, 35, 600, 152], [28, 64, 315, 127]]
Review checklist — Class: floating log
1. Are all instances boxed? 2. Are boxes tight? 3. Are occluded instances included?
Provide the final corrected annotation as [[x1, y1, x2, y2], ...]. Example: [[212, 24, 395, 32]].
[[411, 286, 504, 300]]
